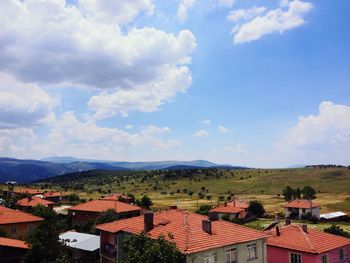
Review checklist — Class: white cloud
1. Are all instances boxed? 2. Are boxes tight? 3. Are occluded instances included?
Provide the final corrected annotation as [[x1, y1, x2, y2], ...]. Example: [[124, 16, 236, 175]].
[[278, 101, 350, 165], [195, 129, 209, 137], [0, 73, 56, 129], [199, 119, 211, 125], [229, 0, 313, 44], [124, 124, 134, 130], [0, 0, 196, 118], [140, 125, 171, 135], [218, 0, 235, 8], [218, 125, 229, 133], [224, 144, 246, 154], [178, 0, 196, 22]]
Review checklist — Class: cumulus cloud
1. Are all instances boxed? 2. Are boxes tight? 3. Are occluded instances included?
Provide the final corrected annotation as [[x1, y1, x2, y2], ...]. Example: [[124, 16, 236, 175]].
[[218, 0, 235, 8], [228, 0, 313, 44], [0, 0, 196, 118], [178, 0, 196, 22], [224, 144, 246, 154], [199, 119, 211, 125], [218, 125, 229, 133], [0, 73, 56, 129], [195, 129, 209, 137], [278, 101, 350, 164]]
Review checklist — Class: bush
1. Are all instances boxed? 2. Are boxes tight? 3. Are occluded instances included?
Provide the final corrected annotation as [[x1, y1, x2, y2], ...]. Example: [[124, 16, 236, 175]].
[[248, 200, 265, 217], [324, 224, 350, 238], [196, 205, 212, 215]]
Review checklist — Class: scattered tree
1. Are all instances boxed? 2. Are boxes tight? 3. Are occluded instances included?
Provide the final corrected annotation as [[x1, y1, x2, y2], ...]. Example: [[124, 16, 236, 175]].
[[248, 200, 265, 217]]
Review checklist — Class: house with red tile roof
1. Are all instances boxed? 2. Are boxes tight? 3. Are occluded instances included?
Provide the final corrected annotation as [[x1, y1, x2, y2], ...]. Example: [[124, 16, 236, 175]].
[[17, 196, 55, 212], [101, 193, 133, 204], [12, 187, 44, 196], [209, 203, 247, 221], [265, 223, 350, 263], [0, 237, 29, 263], [42, 191, 62, 203], [67, 199, 141, 222], [227, 199, 249, 210], [96, 208, 268, 263], [0, 205, 44, 239], [284, 199, 320, 220]]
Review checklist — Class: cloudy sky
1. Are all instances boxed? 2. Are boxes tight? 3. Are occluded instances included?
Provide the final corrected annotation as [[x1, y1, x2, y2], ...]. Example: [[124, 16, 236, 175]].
[[0, 0, 349, 167]]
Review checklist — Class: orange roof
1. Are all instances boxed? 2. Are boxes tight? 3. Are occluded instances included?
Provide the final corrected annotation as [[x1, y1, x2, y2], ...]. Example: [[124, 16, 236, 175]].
[[13, 188, 43, 195], [0, 205, 44, 225], [96, 209, 267, 254], [43, 191, 61, 197], [0, 237, 29, 249], [266, 225, 350, 254], [68, 200, 140, 214], [284, 199, 320, 209], [101, 194, 131, 201], [209, 204, 244, 214], [17, 196, 54, 207], [227, 200, 249, 209]]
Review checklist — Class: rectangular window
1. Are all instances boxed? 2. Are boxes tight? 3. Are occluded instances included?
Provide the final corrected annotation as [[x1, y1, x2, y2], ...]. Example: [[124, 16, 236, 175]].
[[322, 254, 328, 263], [290, 253, 302, 263], [28, 224, 35, 233], [339, 249, 345, 261], [226, 248, 237, 263], [302, 208, 306, 213], [247, 243, 257, 260], [203, 252, 217, 263], [9, 226, 17, 235]]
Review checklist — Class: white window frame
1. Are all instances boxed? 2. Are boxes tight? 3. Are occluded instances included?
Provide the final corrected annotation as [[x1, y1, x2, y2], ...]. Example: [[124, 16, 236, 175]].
[[226, 247, 237, 263], [321, 254, 328, 263], [202, 252, 217, 263], [289, 252, 302, 263], [247, 243, 258, 260]]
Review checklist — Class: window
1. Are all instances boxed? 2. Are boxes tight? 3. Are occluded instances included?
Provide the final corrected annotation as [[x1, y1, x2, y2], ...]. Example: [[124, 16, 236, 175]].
[[322, 254, 328, 263], [302, 208, 306, 213], [226, 248, 237, 263], [9, 226, 17, 235], [339, 249, 345, 261], [247, 243, 257, 260], [290, 253, 301, 263], [203, 252, 217, 263], [28, 224, 35, 233]]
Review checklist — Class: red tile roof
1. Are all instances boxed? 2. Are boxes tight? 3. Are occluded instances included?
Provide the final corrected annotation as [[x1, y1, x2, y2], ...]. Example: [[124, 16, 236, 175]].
[[266, 225, 350, 254], [96, 209, 267, 254], [209, 204, 244, 214], [17, 196, 54, 207], [101, 194, 131, 201], [13, 188, 43, 195], [0, 205, 44, 225], [227, 200, 249, 209], [68, 200, 140, 214], [43, 191, 61, 198], [284, 199, 320, 209], [0, 237, 29, 249]]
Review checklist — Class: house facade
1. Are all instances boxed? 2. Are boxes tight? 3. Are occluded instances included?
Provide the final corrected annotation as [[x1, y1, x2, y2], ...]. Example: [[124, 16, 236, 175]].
[[96, 208, 267, 263], [284, 199, 320, 219], [0, 205, 44, 239], [67, 199, 141, 222], [208, 203, 247, 220], [0, 237, 29, 263], [266, 223, 350, 263]]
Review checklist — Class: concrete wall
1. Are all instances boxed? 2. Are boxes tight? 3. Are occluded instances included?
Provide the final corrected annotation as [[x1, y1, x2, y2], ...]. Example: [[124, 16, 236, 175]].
[[186, 238, 267, 263], [284, 207, 320, 219]]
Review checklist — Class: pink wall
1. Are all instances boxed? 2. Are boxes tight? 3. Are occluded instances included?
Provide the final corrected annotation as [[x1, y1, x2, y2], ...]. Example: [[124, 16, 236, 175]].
[[267, 245, 350, 263]]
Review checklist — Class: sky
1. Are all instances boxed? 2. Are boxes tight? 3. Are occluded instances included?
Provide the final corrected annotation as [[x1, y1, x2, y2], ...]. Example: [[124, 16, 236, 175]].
[[0, 0, 349, 168]]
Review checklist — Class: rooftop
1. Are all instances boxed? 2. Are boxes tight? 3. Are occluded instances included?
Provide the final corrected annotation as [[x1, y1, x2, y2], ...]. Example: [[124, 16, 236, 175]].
[[13, 188, 43, 195], [60, 231, 100, 252], [227, 200, 249, 209], [0, 205, 44, 225], [283, 199, 320, 209], [0, 237, 29, 249], [320, 211, 347, 220], [67, 199, 140, 213], [17, 196, 54, 207], [209, 204, 244, 214], [266, 224, 350, 254], [101, 193, 131, 201], [43, 191, 61, 198], [96, 209, 267, 255]]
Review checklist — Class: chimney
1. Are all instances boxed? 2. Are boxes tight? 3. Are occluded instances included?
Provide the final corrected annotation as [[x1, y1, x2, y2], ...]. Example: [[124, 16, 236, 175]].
[[169, 205, 177, 210], [144, 211, 154, 232], [276, 226, 280, 236], [274, 212, 279, 223], [208, 212, 219, 221], [302, 224, 308, 233], [202, 219, 212, 235], [285, 218, 291, 225], [224, 202, 227, 207]]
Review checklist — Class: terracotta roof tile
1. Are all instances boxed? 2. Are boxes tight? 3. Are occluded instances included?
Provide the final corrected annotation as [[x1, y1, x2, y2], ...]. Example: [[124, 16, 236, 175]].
[[266, 225, 350, 254], [0, 237, 29, 249], [13, 188, 43, 195], [227, 200, 249, 209], [17, 196, 54, 207], [101, 194, 131, 201], [43, 191, 61, 197], [0, 205, 44, 225], [96, 209, 267, 254], [68, 200, 140, 213], [209, 204, 244, 214], [283, 199, 320, 209]]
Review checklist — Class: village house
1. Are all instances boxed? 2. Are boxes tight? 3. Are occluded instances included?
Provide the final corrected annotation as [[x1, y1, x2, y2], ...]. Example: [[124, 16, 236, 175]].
[[96, 208, 268, 263], [17, 196, 55, 212], [67, 199, 141, 222], [227, 199, 249, 211], [0, 205, 44, 239], [12, 187, 44, 197], [284, 199, 320, 220], [101, 193, 133, 204], [0, 237, 29, 263], [265, 222, 350, 263], [209, 202, 247, 220], [42, 191, 62, 203]]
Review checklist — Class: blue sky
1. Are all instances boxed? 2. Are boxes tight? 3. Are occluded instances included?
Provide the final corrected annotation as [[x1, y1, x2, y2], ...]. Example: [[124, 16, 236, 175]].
[[0, 0, 349, 167]]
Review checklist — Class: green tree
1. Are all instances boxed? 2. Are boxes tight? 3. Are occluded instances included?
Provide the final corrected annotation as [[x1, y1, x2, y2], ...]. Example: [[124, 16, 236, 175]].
[[138, 195, 153, 209], [301, 186, 317, 200], [119, 232, 184, 263], [195, 205, 212, 215], [248, 200, 265, 217], [282, 186, 294, 201], [95, 209, 118, 225], [324, 224, 350, 238]]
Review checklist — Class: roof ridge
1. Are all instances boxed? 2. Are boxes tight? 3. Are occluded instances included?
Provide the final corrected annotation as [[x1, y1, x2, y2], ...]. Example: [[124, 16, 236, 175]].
[[183, 211, 189, 251], [297, 225, 317, 253]]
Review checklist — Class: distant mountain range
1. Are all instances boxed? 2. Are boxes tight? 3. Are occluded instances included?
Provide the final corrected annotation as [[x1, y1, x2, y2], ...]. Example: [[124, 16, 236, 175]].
[[0, 157, 242, 183]]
